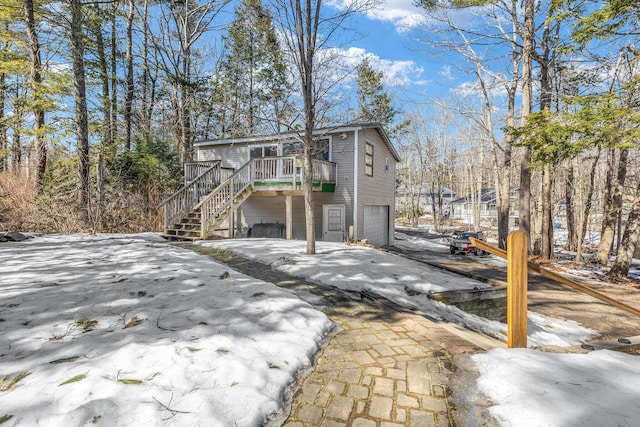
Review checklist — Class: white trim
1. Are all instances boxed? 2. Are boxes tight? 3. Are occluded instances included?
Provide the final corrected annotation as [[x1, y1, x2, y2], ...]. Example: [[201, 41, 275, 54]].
[[353, 129, 359, 240], [322, 204, 346, 242]]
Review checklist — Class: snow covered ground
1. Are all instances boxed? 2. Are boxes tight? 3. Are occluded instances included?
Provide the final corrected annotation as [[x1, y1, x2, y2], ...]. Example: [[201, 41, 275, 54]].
[[198, 238, 597, 347], [1, 232, 639, 426], [0, 234, 331, 426]]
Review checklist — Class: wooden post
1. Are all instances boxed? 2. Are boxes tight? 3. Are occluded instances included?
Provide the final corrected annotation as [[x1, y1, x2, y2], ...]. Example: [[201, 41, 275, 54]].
[[236, 208, 242, 237], [228, 208, 235, 238], [285, 195, 293, 240], [507, 230, 528, 348]]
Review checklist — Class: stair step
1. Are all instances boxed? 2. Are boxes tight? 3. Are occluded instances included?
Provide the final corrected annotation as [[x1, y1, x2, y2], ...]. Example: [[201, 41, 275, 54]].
[[161, 234, 200, 242], [173, 222, 201, 229]]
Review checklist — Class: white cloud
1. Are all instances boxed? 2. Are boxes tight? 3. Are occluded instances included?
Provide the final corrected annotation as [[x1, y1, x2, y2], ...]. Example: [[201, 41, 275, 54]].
[[453, 75, 508, 99], [326, 0, 426, 31], [439, 65, 454, 81], [365, 0, 426, 31], [331, 46, 425, 87]]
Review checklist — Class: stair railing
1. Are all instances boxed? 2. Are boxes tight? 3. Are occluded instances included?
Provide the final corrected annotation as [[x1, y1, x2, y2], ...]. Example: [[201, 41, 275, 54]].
[[196, 160, 254, 238], [158, 161, 223, 230], [183, 161, 219, 184]]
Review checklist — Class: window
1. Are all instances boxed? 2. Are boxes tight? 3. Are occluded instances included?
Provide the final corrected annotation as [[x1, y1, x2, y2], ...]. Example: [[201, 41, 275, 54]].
[[313, 138, 330, 161], [279, 138, 330, 160], [282, 141, 302, 156], [327, 208, 342, 232], [249, 145, 277, 159], [385, 157, 389, 173], [365, 142, 374, 177]]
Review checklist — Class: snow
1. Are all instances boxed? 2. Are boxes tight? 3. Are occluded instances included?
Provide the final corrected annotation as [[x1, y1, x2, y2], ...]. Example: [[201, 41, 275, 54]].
[[0, 234, 331, 426], [473, 348, 640, 426], [2, 232, 638, 426], [197, 238, 597, 347]]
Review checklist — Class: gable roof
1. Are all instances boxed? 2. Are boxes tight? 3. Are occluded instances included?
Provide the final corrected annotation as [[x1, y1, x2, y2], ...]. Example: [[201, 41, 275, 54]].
[[194, 122, 401, 162], [451, 188, 496, 204], [396, 183, 456, 197]]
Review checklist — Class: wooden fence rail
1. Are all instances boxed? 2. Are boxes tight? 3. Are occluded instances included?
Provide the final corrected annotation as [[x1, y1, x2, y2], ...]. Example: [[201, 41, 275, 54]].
[[471, 233, 640, 348]]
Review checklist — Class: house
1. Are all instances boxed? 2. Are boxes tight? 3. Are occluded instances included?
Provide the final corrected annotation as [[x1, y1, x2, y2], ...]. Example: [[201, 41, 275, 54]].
[[450, 188, 498, 221], [450, 188, 519, 227], [158, 123, 401, 247], [395, 183, 456, 216]]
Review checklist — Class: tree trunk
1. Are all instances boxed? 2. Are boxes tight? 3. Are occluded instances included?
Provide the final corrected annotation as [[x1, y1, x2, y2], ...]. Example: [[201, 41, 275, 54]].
[[124, 0, 134, 151], [597, 147, 628, 265], [97, 151, 104, 227], [541, 166, 554, 259], [519, 0, 534, 251], [609, 178, 640, 278], [601, 148, 615, 235], [303, 139, 315, 254], [532, 179, 543, 254], [577, 151, 601, 261], [431, 182, 438, 231], [565, 164, 575, 251], [71, 0, 91, 220], [141, 0, 151, 140], [495, 0, 519, 249], [180, 65, 193, 162], [0, 71, 6, 171], [94, 2, 112, 153], [12, 118, 20, 166], [110, 2, 118, 145], [24, 0, 47, 193]]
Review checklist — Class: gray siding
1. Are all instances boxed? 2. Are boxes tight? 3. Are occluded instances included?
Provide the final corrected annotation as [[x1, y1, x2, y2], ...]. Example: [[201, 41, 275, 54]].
[[198, 146, 248, 169], [324, 132, 355, 236], [354, 128, 397, 245]]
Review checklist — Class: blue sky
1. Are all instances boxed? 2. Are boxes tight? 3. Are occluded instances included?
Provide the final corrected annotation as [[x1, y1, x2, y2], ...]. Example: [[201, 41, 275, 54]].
[[323, 0, 482, 114]]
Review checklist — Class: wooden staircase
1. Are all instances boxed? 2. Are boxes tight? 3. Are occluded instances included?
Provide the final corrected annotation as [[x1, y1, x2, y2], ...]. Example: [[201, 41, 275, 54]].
[[163, 210, 203, 241], [159, 160, 254, 241]]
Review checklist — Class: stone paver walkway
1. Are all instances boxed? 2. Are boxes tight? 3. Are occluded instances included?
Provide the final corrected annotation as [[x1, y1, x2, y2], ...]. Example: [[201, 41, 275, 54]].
[[285, 300, 457, 427], [183, 244, 486, 427]]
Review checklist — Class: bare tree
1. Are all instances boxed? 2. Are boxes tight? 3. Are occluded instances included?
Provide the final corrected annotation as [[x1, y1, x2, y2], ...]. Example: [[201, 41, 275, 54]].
[[23, 0, 46, 193], [271, 0, 375, 254], [596, 47, 638, 265], [415, 1, 519, 248], [518, 0, 534, 250], [153, 0, 229, 162], [609, 175, 640, 277], [123, 0, 134, 151], [70, 0, 91, 220]]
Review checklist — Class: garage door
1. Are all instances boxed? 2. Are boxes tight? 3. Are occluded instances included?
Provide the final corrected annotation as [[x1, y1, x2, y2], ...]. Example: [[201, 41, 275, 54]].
[[363, 205, 389, 247]]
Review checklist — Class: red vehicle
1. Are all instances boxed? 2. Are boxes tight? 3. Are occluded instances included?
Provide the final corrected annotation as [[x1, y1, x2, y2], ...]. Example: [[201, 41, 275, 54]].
[[449, 232, 485, 255]]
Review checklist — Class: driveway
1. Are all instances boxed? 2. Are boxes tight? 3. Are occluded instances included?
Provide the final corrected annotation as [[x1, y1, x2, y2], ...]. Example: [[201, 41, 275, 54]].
[[390, 230, 640, 341]]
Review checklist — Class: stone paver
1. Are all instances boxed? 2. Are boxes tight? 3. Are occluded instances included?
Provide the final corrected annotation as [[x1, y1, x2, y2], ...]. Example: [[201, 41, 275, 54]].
[[186, 244, 486, 427]]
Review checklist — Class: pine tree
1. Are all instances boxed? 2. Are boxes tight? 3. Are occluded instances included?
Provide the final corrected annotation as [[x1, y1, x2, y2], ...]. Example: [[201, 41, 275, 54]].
[[219, 0, 290, 137], [355, 58, 398, 133]]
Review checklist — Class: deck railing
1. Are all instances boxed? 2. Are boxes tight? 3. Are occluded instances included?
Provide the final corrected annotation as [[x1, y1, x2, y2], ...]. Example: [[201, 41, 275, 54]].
[[251, 156, 336, 186], [158, 162, 225, 230], [312, 159, 337, 184], [252, 157, 296, 181]]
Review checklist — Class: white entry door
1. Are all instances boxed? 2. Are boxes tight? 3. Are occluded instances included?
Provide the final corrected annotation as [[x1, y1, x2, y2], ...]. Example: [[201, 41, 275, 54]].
[[322, 204, 345, 242]]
